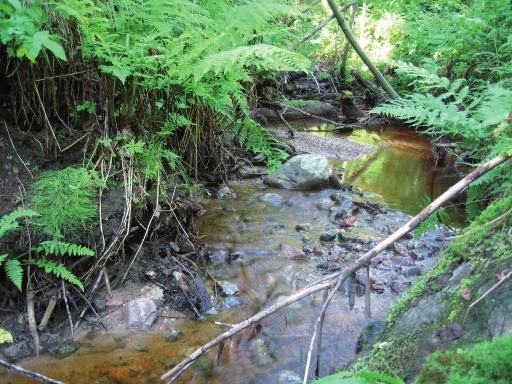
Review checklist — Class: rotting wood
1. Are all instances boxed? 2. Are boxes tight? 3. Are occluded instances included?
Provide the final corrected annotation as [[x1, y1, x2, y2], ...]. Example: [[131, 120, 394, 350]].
[[0, 359, 66, 384], [326, 0, 400, 99], [27, 288, 39, 357], [160, 154, 509, 383], [38, 296, 57, 331]]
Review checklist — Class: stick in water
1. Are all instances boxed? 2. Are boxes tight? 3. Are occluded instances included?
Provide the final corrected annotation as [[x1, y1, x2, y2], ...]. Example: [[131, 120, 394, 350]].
[[160, 155, 508, 383], [0, 359, 66, 384]]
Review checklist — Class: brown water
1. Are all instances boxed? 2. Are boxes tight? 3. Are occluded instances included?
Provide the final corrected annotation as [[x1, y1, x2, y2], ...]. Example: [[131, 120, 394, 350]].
[[3, 125, 460, 384]]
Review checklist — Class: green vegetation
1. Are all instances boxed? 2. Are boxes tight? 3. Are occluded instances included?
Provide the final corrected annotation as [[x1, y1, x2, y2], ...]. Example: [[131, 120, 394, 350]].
[[417, 334, 512, 384], [29, 167, 99, 239], [0, 210, 91, 291]]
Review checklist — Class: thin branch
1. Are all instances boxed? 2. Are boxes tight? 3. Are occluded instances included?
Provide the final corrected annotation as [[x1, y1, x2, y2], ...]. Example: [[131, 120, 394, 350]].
[[0, 359, 66, 384], [3, 120, 33, 178]]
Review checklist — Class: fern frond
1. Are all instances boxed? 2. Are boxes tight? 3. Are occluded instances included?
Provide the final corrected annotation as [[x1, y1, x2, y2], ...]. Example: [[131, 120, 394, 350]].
[[5, 259, 23, 291], [191, 44, 310, 80], [0, 210, 39, 238], [35, 240, 95, 257], [28, 258, 84, 291]]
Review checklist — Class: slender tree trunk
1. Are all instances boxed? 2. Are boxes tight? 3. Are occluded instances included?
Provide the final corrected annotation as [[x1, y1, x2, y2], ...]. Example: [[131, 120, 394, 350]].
[[325, 0, 400, 99]]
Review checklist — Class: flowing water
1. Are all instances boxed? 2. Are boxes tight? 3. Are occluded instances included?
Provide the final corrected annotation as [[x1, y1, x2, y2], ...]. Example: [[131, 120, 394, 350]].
[[3, 125, 463, 384]]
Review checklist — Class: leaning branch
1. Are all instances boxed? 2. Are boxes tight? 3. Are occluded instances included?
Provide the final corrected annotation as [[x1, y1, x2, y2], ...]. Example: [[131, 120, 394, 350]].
[[0, 359, 66, 384], [326, 0, 400, 99], [160, 154, 508, 383]]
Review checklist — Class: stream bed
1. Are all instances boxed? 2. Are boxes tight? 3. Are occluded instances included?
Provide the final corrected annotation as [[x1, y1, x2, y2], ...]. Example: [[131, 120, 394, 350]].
[[3, 125, 463, 384]]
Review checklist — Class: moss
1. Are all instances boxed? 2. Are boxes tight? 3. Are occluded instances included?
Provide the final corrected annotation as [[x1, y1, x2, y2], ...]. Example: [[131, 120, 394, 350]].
[[417, 334, 512, 384], [386, 196, 512, 327]]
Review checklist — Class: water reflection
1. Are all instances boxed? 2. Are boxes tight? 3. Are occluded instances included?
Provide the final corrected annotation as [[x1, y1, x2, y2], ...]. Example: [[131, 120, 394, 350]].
[[308, 124, 466, 226]]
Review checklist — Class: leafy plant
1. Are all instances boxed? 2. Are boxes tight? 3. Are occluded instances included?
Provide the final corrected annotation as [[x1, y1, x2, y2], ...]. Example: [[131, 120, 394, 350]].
[[29, 167, 99, 239], [0, 0, 66, 62], [314, 370, 404, 384], [0, 210, 92, 291], [0, 210, 39, 290]]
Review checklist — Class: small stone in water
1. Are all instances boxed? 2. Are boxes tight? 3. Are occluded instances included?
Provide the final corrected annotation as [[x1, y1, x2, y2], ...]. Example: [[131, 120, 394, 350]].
[[135, 344, 149, 352], [279, 370, 302, 383], [165, 328, 184, 342], [295, 223, 312, 232], [217, 280, 239, 296]]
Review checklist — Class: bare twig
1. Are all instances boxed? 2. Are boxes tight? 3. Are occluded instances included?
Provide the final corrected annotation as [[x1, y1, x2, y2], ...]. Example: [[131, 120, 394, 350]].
[[464, 269, 512, 323], [160, 155, 508, 383], [365, 265, 371, 319], [61, 281, 74, 338], [3, 120, 33, 178], [0, 359, 66, 384]]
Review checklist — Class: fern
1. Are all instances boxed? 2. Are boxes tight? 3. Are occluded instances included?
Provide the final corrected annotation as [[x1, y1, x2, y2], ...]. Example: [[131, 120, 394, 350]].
[[5, 259, 23, 291], [28, 258, 84, 291], [35, 240, 95, 257], [0, 209, 39, 238], [191, 44, 310, 80]]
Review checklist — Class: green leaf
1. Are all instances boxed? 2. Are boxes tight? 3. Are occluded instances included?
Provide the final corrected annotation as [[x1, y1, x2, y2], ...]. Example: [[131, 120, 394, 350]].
[[0, 327, 14, 344], [100, 64, 132, 84], [0, 254, 7, 266], [42, 36, 67, 61], [5, 259, 23, 291]]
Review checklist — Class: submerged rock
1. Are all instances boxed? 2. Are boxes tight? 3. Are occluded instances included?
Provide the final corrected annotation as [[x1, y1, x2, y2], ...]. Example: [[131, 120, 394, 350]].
[[124, 298, 157, 330], [263, 154, 330, 190], [217, 186, 237, 199], [261, 193, 284, 207], [279, 370, 302, 383], [296, 223, 312, 232], [280, 244, 307, 260], [48, 342, 77, 359], [165, 328, 184, 342], [217, 280, 239, 296]]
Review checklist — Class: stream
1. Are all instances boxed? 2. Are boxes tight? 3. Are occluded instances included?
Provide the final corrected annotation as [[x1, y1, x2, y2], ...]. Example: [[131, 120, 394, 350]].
[[4, 125, 463, 384]]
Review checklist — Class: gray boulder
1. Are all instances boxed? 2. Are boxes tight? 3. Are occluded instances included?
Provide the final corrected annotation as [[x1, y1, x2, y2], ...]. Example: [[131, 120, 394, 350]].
[[124, 298, 157, 330], [264, 155, 330, 190]]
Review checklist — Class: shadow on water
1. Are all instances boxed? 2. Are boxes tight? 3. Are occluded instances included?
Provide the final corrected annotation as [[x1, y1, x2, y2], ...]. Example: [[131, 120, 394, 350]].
[[2, 123, 463, 384]]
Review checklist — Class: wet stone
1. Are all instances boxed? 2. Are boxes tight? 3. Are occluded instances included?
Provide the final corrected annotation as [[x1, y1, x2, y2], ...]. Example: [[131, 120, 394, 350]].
[[279, 370, 302, 383], [280, 244, 307, 260], [48, 342, 77, 359], [217, 281, 239, 296], [316, 198, 334, 211], [320, 225, 338, 242], [217, 186, 237, 199], [404, 266, 421, 277], [261, 193, 284, 207], [165, 328, 184, 342], [219, 296, 243, 310], [296, 223, 312, 232], [135, 344, 149, 352], [124, 298, 157, 330]]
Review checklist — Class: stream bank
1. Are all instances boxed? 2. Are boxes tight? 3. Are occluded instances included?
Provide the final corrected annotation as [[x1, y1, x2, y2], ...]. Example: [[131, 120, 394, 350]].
[[2, 124, 461, 383]]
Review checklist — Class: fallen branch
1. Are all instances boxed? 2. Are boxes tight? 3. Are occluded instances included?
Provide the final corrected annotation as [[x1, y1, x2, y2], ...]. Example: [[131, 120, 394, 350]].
[[0, 359, 66, 384], [160, 154, 508, 383]]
